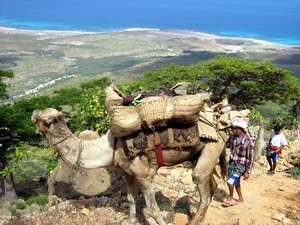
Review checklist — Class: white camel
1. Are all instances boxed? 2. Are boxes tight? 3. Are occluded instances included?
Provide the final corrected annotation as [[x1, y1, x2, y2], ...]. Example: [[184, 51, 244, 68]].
[[32, 108, 227, 225]]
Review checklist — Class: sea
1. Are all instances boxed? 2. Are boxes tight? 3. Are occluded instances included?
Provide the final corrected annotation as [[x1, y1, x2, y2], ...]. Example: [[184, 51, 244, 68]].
[[0, 0, 300, 45]]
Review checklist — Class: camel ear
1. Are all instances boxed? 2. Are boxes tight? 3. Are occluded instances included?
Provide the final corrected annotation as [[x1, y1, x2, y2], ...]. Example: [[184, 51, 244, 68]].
[[57, 111, 64, 121], [31, 110, 42, 123], [44, 111, 65, 125]]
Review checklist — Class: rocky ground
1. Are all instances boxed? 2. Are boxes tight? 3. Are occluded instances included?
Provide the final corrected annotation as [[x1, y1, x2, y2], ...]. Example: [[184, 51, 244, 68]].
[[1, 141, 300, 225]]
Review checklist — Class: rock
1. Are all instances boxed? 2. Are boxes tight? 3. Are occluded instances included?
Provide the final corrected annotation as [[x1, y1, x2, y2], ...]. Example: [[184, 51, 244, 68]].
[[48, 135, 129, 201], [181, 175, 193, 185], [47, 131, 127, 200], [0, 206, 12, 217], [271, 213, 286, 222], [22, 203, 42, 215], [282, 217, 291, 224], [173, 213, 189, 225], [287, 150, 300, 167], [237, 217, 251, 225], [48, 160, 126, 199], [81, 208, 90, 216], [48, 195, 62, 206]]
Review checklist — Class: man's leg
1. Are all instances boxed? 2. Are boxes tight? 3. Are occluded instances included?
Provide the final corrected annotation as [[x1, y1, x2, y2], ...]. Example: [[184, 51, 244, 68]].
[[272, 153, 279, 174], [267, 157, 273, 173], [226, 182, 235, 202], [235, 182, 244, 203], [272, 161, 277, 173]]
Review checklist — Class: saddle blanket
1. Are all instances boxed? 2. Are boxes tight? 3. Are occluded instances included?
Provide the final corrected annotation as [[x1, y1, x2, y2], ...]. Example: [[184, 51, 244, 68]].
[[122, 124, 200, 158]]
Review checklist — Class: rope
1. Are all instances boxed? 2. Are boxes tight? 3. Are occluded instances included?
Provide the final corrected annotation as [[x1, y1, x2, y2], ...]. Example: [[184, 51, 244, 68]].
[[52, 136, 86, 175], [72, 139, 86, 175], [50, 133, 73, 146]]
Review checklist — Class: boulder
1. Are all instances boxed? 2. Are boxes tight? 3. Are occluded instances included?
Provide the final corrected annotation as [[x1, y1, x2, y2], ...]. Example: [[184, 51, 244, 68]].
[[47, 130, 126, 201], [287, 150, 300, 167], [48, 161, 125, 200]]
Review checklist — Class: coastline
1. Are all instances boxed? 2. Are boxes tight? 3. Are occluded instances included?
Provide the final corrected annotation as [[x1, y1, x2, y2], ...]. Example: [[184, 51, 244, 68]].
[[1, 26, 298, 47], [0, 25, 300, 101]]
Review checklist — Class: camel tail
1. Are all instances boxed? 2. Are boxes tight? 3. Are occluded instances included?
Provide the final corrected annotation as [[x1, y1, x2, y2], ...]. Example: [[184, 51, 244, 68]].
[[219, 146, 228, 181]]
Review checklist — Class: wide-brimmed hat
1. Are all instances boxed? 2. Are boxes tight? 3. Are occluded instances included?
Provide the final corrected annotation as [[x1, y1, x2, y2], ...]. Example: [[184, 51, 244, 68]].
[[232, 118, 248, 130]]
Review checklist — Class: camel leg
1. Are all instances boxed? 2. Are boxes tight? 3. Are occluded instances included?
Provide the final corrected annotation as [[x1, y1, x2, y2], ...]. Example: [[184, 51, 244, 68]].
[[124, 173, 139, 224], [136, 177, 167, 225], [190, 142, 223, 225]]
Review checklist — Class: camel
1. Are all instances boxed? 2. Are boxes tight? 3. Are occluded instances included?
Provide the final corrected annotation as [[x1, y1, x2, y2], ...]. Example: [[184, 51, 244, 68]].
[[31, 108, 228, 225]]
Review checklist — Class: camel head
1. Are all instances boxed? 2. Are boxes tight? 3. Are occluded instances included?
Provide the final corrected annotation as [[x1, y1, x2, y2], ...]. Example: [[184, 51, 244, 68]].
[[31, 108, 72, 142]]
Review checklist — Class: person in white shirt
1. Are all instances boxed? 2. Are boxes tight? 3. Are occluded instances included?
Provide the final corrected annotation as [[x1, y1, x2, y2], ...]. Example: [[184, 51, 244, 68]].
[[266, 124, 287, 175]]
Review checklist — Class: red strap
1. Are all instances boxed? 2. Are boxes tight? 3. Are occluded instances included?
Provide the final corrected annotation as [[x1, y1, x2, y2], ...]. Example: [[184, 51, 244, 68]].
[[154, 142, 164, 167]]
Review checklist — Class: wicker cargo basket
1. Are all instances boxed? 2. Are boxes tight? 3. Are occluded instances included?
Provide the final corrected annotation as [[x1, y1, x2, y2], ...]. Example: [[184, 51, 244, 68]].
[[172, 93, 211, 124], [109, 106, 142, 137], [136, 95, 174, 129], [105, 84, 125, 114]]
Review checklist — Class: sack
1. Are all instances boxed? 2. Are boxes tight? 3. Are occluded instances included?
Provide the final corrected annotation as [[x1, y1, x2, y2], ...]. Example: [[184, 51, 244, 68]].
[[105, 84, 126, 114], [136, 95, 174, 128], [109, 106, 142, 137], [172, 93, 210, 124]]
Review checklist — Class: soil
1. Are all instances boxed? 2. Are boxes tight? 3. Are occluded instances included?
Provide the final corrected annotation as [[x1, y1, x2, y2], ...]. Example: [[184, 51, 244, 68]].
[[203, 170, 300, 224]]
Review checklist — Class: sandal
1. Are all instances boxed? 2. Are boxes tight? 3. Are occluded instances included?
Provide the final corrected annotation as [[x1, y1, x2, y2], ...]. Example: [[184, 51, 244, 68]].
[[222, 200, 236, 207]]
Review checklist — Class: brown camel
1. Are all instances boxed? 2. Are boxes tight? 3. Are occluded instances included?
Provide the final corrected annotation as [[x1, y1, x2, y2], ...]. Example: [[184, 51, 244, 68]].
[[31, 108, 228, 225]]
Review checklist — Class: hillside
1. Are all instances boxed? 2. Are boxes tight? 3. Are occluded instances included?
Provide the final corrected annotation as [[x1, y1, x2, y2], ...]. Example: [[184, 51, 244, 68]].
[[1, 157, 300, 225], [1, 27, 300, 101], [1, 138, 300, 225]]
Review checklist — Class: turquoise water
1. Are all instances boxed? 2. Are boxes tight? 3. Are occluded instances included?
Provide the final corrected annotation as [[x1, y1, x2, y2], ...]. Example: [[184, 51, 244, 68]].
[[0, 0, 300, 45]]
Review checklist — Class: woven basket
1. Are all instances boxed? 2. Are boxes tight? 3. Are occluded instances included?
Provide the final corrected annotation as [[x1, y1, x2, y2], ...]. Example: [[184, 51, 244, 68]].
[[109, 106, 141, 137], [172, 93, 211, 124], [136, 95, 174, 128], [105, 84, 125, 114]]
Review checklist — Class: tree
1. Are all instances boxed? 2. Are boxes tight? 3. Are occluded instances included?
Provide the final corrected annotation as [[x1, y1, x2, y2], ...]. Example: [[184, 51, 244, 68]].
[[0, 70, 18, 204], [71, 77, 112, 133], [0, 70, 14, 101], [197, 56, 300, 108], [128, 56, 300, 109]]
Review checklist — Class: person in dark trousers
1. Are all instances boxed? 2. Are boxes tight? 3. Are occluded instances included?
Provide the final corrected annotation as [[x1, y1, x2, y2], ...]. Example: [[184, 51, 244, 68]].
[[266, 124, 287, 175], [223, 118, 254, 207]]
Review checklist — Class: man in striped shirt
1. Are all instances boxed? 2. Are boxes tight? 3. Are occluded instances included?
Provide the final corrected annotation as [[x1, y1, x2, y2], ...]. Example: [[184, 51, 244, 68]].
[[223, 118, 254, 207]]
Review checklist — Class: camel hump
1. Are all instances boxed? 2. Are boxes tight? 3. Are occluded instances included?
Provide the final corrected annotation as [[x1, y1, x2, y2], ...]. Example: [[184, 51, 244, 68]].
[[78, 130, 100, 140]]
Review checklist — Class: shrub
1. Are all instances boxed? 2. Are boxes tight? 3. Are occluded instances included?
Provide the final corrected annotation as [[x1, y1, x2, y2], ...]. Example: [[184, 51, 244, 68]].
[[286, 167, 300, 179], [26, 194, 48, 206]]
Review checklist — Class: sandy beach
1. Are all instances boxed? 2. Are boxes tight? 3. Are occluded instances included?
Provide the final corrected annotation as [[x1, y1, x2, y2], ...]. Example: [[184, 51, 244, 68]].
[[0, 26, 299, 100]]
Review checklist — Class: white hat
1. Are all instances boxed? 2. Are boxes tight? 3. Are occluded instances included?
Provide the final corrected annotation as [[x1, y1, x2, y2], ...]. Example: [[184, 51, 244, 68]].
[[232, 118, 248, 130]]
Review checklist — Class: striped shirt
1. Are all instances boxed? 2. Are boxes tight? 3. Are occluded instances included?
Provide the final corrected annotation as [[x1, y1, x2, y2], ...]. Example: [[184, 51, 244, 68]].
[[226, 134, 254, 174]]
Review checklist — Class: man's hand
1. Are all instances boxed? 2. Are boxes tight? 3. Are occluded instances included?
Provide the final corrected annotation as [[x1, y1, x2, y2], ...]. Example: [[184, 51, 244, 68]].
[[243, 173, 250, 180]]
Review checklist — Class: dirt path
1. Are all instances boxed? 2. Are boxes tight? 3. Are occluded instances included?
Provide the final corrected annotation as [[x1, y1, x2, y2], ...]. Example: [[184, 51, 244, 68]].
[[151, 163, 300, 225], [203, 171, 300, 224]]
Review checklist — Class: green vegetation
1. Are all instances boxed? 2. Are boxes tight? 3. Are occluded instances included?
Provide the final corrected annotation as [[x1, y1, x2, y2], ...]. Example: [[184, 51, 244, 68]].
[[0, 70, 14, 100], [127, 56, 299, 109], [25, 195, 48, 206], [12, 145, 56, 183], [1, 55, 300, 203], [174, 197, 191, 215], [8, 196, 48, 216], [286, 167, 300, 179]]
